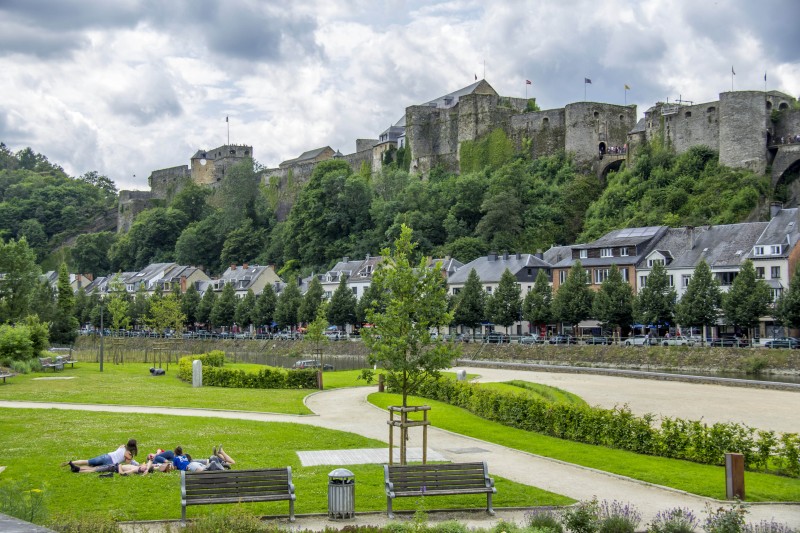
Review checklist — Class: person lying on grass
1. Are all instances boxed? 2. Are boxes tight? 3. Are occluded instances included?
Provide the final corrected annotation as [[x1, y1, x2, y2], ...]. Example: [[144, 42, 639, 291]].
[[71, 460, 174, 476], [61, 438, 139, 472], [173, 445, 236, 472], [146, 448, 175, 464]]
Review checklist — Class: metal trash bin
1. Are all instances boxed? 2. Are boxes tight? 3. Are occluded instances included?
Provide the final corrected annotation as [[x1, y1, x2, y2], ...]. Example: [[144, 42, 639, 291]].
[[328, 468, 355, 519]]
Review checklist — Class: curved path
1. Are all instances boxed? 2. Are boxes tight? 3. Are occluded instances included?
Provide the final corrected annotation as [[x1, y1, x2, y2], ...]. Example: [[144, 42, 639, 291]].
[[2, 369, 799, 528]]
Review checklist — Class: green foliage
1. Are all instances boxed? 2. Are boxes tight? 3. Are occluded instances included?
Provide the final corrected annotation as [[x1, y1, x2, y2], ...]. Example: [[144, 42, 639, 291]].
[[211, 282, 237, 328], [722, 260, 772, 334], [147, 294, 185, 335], [169, 181, 212, 224], [523, 269, 553, 327], [553, 261, 593, 330], [592, 265, 633, 335], [459, 128, 515, 174], [0, 323, 35, 361], [275, 281, 302, 329], [581, 144, 768, 241], [0, 237, 41, 323], [675, 260, 721, 337], [563, 498, 600, 533], [181, 283, 201, 327], [487, 268, 522, 329], [775, 263, 800, 329], [647, 508, 700, 533], [197, 287, 216, 327], [453, 268, 486, 334], [0, 476, 49, 525], [108, 207, 188, 270], [177, 352, 317, 389], [21, 315, 50, 354], [634, 262, 676, 329], [50, 263, 78, 344], [703, 502, 747, 533], [526, 98, 541, 112], [71, 231, 117, 277], [253, 285, 277, 328], [235, 289, 257, 328], [327, 275, 357, 328], [298, 277, 324, 324]]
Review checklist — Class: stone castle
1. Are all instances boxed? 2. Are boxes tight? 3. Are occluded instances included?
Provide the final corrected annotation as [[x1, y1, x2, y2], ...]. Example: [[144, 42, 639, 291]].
[[118, 80, 800, 231]]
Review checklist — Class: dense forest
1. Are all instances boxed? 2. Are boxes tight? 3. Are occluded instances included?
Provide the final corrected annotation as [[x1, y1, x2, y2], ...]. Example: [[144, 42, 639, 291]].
[[0, 137, 773, 279]]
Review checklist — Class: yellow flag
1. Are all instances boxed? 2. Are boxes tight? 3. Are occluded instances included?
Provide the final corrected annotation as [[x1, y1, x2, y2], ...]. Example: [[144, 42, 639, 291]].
[[624, 84, 631, 90]]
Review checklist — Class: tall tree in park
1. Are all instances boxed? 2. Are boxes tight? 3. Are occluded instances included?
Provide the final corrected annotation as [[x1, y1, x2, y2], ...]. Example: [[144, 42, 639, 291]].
[[72, 232, 116, 277], [634, 262, 676, 333], [275, 282, 302, 330], [523, 269, 553, 335], [72, 286, 89, 327], [254, 285, 277, 330], [776, 264, 800, 331], [552, 261, 593, 333], [235, 289, 257, 330], [130, 284, 150, 331], [105, 274, 131, 332], [363, 225, 458, 407], [327, 276, 357, 330], [299, 277, 324, 324], [453, 268, 486, 340], [50, 263, 79, 344], [146, 294, 185, 336], [181, 283, 201, 328], [356, 282, 383, 325], [675, 260, 721, 342], [197, 288, 217, 328], [211, 282, 237, 328], [486, 269, 522, 334], [592, 265, 633, 340], [0, 238, 40, 323], [722, 260, 772, 339]]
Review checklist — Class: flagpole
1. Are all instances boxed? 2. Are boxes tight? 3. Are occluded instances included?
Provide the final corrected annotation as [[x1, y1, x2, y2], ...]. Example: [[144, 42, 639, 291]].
[[227, 117, 230, 145]]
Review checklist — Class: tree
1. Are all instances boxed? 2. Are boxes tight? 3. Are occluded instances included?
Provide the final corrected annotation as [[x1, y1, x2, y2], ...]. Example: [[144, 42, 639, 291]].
[[146, 294, 185, 335], [105, 274, 131, 332], [72, 232, 117, 277], [169, 182, 212, 224], [362, 224, 458, 407], [50, 263, 79, 344], [254, 285, 277, 330], [220, 221, 268, 266], [130, 284, 150, 331], [235, 289, 257, 329], [776, 263, 800, 332], [486, 269, 521, 334], [275, 282, 302, 330], [523, 269, 553, 334], [552, 261, 593, 333], [356, 281, 382, 325], [211, 283, 237, 328], [327, 276, 357, 330], [298, 277, 324, 324], [453, 268, 486, 340], [181, 283, 201, 328], [0, 238, 40, 323], [592, 265, 633, 340], [722, 260, 772, 338], [197, 288, 217, 328], [305, 303, 329, 362], [675, 260, 721, 342], [634, 262, 676, 333]]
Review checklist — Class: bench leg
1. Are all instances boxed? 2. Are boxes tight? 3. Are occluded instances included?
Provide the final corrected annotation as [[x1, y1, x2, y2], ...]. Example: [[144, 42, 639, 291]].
[[486, 493, 495, 516], [387, 496, 395, 519], [181, 504, 186, 526], [289, 498, 295, 522]]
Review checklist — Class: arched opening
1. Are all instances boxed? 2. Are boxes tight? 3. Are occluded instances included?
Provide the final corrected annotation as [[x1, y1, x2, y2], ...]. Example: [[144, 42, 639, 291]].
[[619, 114, 624, 121], [779, 102, 789, 111], [600, 159, 624, 184], [598, 142, 607, 156], [766, 101, 773, 110], [542, 117, 549, 126], [593, 111, 600, 118], [707, 106, 716, 113], [685, 111, 692, 118], [773, 159, 800, 206]]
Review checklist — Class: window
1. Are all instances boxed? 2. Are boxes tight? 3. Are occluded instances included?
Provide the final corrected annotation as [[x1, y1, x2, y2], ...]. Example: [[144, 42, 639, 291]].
[[324, 291, 332, 299], [585, 270, 591, 284], [755, 267, 765, 279], [682, 274, 691, 287], [648, 258, 665, 267], [601, 248, 613, 258], [639, 275, 647, 288], [351, 287, 358, 295], [559, 271, 567, 284], [668, 275, 674, 287], [620, 247, 629, 257], [452, 288, 461, 295], [754, 246, 765, 256], [771, 288, 783, 302], [485, 286, 492, 293], [594, 269, 609, 284], [527, 268, 533, 276], [770, 245, 782, 255], [771, 266, 781, 279], [620, 269, 629, 282], [718, 272, 737, 286], [579, 249, 587, 259]]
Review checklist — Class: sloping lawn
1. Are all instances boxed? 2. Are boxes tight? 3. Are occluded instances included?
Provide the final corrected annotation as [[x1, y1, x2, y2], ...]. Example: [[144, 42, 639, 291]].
[[477, 381, 586, 405], [0, 409, 572, 524], [368, 393, 800, 502]]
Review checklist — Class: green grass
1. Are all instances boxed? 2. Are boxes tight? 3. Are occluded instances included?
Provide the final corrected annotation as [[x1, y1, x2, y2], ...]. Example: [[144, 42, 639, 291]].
[[0, 363, 313, 415], [478, 381, 586, 406], [0, 409, 572, 523], [368, 393, 800, 502]]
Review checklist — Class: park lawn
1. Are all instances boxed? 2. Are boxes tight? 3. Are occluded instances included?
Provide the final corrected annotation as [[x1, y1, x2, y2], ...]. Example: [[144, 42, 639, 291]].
[[477, 381, 586, 406], [369, 393, 800, 502], [0, 363, 313, 415], [0, 409, 572, 524], [321, 370, 479, 389]]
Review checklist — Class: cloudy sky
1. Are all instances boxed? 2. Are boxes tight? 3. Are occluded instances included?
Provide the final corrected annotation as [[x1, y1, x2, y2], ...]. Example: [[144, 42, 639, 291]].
[[1, 0, 798, 191]]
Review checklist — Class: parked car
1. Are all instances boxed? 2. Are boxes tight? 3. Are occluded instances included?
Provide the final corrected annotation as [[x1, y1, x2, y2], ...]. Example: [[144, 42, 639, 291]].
[[710, 337, 749, 348], [661, 335, 695, 346], [325, 330, 344, 341], [764, 337, 800, 349], [275, 330, 298, 340], [549, 335, 577, 345], [484, 332, 510, 344], [585, 336, 612, 345], [291, 359, 334, 371], [623, 335, 656, 346], [518, 334, 544, 345]]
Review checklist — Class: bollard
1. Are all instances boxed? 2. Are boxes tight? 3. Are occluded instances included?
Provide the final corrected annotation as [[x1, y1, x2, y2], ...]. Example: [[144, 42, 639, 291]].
[[192, 359, 202, 388], [457, 369, 466, 381], [725, 452, 745, 500], [378, 374, 385, 392]]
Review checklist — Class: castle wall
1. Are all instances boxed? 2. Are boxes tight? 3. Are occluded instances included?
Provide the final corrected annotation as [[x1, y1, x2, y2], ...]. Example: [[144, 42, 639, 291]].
[[117, 190, 155, 232], [356, 139, 378, 152], [148, 165, 190, 199], [405, 104, 460, 174], [654, 102, 721, 153], [719, 91, 769, 174], [565, 102, 637, 165], [772, 109, 800, 142], [370, 143, 394, 173], [510, 108, 567, 159]]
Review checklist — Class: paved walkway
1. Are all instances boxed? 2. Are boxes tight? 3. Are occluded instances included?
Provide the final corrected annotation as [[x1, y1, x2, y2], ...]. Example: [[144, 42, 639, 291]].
[[2, 366, 799, 529]]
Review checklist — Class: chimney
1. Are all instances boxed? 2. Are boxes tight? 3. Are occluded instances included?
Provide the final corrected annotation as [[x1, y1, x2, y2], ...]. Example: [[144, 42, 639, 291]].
[[686, 226, 695, 249], [343, 257, 349, 263], [488, 252, 497, 261], [535, 250, 544, 260], [230, 263, 236, 270], [770, 201, 783, 219], [366, 254, 370, 260], [180, 276, 187, 293], [516, 252, 521, 259], [243, 263, 249, 270], [503, 251, 509, 260]]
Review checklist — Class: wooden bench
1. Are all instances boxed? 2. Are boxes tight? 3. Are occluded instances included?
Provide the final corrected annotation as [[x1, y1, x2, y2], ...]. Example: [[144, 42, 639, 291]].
[[180, 467, 296, 524], [38, 357, 61, 372], [0, 372, 12, 384], [51, 348, 77, 368], [383, 462, 496, 518]]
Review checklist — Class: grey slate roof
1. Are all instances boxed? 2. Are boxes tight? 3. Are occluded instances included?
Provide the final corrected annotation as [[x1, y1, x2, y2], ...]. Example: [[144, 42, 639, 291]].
[[448, 253, 550, 284], [668, 223, 769, 269], [542, 245, 573, 266], [629, 118, 646, 134], [573, 226, 664, 249], [421, 80, 497, 109], [219, 264, 272, 291], [637, 227, 707, 268], [749, 208, 800, 258], [551, 227, 668, 269]]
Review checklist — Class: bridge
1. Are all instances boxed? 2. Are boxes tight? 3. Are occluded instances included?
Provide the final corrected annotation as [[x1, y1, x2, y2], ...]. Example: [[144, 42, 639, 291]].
[[769, 143, 800, 187]]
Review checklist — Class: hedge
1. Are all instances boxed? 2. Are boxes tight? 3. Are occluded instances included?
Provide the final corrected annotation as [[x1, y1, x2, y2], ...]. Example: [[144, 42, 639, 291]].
[[411, 378, 800, 477], [177, 351, 318, 390]]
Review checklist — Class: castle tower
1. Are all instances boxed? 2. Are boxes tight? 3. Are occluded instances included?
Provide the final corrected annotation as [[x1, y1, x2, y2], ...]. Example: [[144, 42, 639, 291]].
[[719, 91, 768, 174], [190, 144, 253, 187]]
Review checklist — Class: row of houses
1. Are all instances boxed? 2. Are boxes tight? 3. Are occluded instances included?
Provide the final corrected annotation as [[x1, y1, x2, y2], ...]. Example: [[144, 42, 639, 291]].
[[51, 204, 799, 336]]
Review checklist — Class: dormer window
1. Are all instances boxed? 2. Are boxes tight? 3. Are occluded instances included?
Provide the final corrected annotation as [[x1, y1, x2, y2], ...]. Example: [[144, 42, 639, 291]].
[[754, 246, 765, 256], [601, 248, 613, 258], [647, 259, 664, 267], [770, 245, 782, 255], [579, 250, 588, 259], [620, 248, 629, 257]]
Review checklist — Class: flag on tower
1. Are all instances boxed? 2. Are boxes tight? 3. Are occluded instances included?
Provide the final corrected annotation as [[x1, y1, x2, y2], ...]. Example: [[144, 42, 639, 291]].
[[624, 84, 630, 90], [475, 73, 477, 80], [526, 79, 532, 85], [732, 66, 736, 76], [226, 116, 229, 122], [584, 78, 592, 84]]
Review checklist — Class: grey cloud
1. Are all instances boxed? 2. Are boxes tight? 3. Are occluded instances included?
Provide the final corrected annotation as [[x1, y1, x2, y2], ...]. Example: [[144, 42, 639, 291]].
[[108, 71, 184, 126], [0, 0, 140, 31], [0, 23, 89, 58]]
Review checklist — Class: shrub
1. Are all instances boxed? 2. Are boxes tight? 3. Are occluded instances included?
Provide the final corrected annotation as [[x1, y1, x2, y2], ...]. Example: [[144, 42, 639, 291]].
[[177, 352, 317, 390], [703, 503, 747, 533], [0, 324, 35, 361], [563, 498, 600, 533], [22, 315, 50, 354], [180, 506, 267, 532], [10, 359, 33, 374], [647, 508, 699, 533], [597, 500, 641, 533], [49, 514, 122, 533], [526, 508, 564, 533], [743, 520, 796, 533], [0, 477, 48, 525]]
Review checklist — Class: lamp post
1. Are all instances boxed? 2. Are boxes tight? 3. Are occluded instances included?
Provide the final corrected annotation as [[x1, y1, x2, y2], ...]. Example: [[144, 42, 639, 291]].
[[99, 301, 104, 372]]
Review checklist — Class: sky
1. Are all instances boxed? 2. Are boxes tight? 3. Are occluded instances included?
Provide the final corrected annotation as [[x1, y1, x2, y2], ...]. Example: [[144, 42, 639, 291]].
[[1, 0, 799, 191]]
